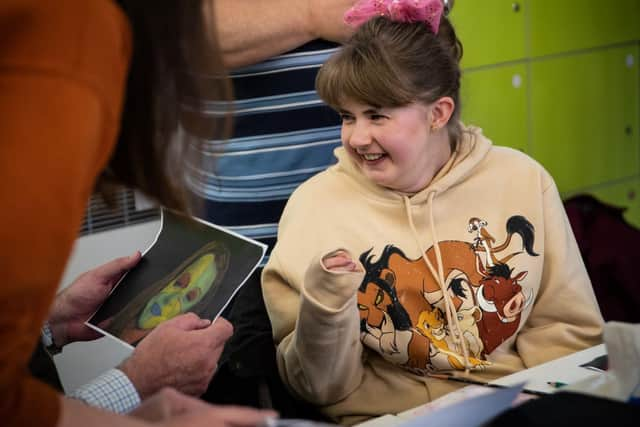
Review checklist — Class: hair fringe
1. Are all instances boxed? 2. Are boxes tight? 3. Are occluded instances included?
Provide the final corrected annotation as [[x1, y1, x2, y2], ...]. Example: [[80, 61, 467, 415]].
[[317, 16, 463, 149]]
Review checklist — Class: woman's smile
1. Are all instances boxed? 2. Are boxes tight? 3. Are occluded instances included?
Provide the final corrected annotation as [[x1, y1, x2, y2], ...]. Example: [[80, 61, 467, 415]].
[[340, 99, 451, 192], [360, 152, 387, 163]]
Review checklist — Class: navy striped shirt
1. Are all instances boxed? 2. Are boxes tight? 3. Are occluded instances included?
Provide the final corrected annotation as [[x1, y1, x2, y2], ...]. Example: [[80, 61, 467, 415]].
[[186, 40, 342, 265]]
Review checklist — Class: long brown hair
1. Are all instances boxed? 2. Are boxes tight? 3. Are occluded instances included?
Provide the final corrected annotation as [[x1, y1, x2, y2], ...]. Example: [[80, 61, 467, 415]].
[[316, 16, 463, 149], [97, 0, 232, 212]]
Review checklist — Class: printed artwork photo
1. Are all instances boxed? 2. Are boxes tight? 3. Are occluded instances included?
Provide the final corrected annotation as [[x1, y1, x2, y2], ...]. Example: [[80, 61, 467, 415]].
[[88, 209, 266, 347]]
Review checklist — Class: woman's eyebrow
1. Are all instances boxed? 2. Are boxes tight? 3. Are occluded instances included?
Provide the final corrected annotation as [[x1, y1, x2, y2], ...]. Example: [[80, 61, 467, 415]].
[[338, 106, 381, 115]]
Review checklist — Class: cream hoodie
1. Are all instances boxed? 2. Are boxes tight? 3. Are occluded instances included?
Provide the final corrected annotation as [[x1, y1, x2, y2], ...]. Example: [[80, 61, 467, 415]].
[[262, 126, 603, 424]]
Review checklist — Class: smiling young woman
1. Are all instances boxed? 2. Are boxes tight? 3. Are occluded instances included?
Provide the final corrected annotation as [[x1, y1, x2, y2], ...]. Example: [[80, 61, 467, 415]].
[[338, 98, 453, 193], [260, 3, 603, 424]]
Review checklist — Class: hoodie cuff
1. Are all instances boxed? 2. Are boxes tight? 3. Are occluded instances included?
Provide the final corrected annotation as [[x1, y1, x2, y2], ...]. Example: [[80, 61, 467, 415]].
[[302, 249, 364, 311]]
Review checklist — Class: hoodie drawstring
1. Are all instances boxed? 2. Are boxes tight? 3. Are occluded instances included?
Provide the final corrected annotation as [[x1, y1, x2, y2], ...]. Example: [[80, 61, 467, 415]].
[[403, 194, 471, 373]]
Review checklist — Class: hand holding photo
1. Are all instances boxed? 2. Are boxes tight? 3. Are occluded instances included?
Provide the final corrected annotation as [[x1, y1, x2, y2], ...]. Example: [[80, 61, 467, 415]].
[[88, 209, 266, 347]]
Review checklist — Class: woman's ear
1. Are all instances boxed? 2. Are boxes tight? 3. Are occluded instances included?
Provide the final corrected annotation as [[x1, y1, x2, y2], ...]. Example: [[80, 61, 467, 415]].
[[430, 96, 455, 129]]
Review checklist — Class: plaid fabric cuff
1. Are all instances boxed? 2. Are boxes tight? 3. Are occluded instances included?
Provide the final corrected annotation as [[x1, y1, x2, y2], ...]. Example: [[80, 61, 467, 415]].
[[69, 368, 141, 414]]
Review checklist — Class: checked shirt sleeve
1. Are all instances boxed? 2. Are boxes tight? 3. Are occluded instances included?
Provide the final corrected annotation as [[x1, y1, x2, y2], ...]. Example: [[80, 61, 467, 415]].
[[69, 369, 141, 413]]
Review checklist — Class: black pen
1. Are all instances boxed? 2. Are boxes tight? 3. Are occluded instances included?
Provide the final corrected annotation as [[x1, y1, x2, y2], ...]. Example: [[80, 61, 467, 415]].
[[427, 373, 549, 397]]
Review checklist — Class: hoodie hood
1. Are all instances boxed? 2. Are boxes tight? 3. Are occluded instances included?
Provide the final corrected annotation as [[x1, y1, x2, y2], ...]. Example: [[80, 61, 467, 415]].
[[333, 125, 493, 205]]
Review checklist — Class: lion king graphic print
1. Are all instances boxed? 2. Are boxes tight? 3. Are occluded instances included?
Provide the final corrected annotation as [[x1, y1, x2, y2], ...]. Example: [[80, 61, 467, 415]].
[[357, 215, 538, 373]]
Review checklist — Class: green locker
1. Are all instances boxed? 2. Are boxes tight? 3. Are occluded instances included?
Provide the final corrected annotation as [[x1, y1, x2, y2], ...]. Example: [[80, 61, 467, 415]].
[[461, 64, 528, 152], [449, 0, 527, 69], [530, 45, 639, 193], [530, 0, 640, 57]]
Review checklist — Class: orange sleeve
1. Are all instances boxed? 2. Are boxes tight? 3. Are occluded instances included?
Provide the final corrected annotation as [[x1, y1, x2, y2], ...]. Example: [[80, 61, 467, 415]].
[[0, 1, 130, 426]]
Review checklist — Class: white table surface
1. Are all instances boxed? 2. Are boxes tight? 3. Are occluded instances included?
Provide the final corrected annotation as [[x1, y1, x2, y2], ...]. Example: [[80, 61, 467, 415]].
[[490, 344, 606, 393], [356, 345, 608, 427]]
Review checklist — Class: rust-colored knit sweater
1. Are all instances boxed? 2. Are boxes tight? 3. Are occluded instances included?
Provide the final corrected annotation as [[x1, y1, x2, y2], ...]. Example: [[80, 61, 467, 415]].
[[0, 1, 130, 425]]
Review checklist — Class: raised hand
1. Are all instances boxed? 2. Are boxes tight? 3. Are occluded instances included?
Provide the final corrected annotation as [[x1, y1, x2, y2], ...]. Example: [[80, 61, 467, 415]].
[[321, 249, 362, 272]]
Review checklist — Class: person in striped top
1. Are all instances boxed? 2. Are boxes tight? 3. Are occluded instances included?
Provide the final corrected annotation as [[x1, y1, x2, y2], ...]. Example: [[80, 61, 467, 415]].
[[191, 0, 358, 418]]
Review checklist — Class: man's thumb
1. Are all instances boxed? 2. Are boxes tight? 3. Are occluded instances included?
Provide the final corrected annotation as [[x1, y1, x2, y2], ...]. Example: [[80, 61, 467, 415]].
[[96, 251, 142, 279], [167, 312, 211, 331]]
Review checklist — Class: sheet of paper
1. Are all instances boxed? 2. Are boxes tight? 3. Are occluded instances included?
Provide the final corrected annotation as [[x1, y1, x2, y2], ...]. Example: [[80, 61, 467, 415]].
[[354, 414, 404, 427], [87, 208, 266, 349], [394, 383, 524, 427], [491, 344, 606, 393], [398, 385, 495, 419]]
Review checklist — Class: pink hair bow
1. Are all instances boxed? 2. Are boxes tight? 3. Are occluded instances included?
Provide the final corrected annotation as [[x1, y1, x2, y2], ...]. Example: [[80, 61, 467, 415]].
[[344, 0, 444, 34]]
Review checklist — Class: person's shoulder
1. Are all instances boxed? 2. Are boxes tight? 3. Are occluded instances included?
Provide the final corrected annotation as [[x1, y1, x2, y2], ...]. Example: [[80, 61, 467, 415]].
[[0, 0, 131, 113], [278, 166, 347, 225], [487, 145, 556, 188], [287, 167, 340, 205], [1, 0, 130, 70], [489, 144, 532, 162], [487, 145, 545, 171]]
